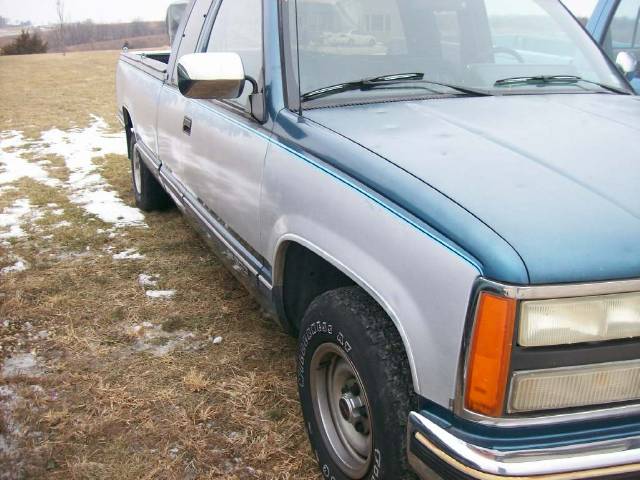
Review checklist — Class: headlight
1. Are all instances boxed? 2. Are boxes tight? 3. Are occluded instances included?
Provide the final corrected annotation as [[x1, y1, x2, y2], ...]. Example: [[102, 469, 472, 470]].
[[519, 292, 640, 347], [509, 360, 640, 413]]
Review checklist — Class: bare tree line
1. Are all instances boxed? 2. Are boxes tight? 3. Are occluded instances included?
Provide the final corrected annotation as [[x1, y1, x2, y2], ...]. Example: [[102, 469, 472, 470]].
[[0, 1, 167, 55], [48, 0, 164, 52], [52, 20, 164, 48]]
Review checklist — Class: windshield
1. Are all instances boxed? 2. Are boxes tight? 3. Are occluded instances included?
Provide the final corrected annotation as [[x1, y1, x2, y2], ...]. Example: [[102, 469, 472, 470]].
[[288, 0, 627, 100]]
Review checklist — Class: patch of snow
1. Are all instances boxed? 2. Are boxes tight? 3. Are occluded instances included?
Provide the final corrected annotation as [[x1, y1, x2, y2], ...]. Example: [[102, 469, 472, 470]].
[[50, 208, 64, 216], [131, 325, 144, 336], [40, 116, 145, 227], [52, 220, 72, 229], [0, 117, 146, 229], [0, 199, 32, 239], [212, 336, 223, 345], [0, 131, 61, 188], [0, 385, 20, 455], [0, 385, 18, 406], [125, 322, 199, 357], [52, 250, 92, 262], [168, 446, 180, 459], [1, 353, 41, 378], [1, 258, 27, 274], [146, 290, 176, 300], [0, 383, 48, 464], [127, 323, 195, 357], [113, 249, 145, 260], [138, 274, 159, 288]]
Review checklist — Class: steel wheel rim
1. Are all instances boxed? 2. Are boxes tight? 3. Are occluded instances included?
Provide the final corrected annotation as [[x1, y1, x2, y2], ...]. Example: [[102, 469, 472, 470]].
[[132, 148, 142, 194], [310, 343, 373, 478]]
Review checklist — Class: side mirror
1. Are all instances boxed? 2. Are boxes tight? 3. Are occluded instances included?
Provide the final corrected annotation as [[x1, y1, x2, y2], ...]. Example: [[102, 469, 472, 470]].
[[616, 51, 638, 76], [177, 52, 246, 100]]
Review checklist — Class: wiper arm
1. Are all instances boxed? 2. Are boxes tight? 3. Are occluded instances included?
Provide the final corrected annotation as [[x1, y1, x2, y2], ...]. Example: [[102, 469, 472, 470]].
[[301, 72, 491, 102], [301, 73, 423, 101], [494, 75, 630, 95]]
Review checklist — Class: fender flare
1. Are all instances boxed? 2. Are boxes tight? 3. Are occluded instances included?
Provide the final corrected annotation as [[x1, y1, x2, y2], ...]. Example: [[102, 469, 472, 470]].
[[272, 233, 421, 394]]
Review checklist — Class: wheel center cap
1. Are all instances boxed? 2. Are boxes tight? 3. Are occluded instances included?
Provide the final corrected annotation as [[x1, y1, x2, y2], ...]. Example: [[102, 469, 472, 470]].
[[338, 392, 364, 424]]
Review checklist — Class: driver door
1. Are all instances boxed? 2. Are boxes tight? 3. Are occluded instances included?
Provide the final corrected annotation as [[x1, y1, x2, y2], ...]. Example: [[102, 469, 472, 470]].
[[178, 0, 268, 257]]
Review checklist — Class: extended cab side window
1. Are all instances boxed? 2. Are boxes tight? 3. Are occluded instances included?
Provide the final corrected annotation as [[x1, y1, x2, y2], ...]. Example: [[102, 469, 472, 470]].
[[206, 0, 263, 110]]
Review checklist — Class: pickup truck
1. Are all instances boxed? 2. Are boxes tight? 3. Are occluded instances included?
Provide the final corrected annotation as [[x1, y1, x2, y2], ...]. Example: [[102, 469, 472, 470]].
[[587, 0, 640, 93], [115, 1, 640, 479]]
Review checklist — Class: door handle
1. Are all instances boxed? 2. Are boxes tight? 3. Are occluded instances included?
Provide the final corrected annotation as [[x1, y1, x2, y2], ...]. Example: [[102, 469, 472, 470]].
[[183, 116, 192, 136]]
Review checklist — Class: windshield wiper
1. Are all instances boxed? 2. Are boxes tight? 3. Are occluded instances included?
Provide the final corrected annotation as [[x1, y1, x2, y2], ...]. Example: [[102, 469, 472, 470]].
[[301, 72, 491, 102], [494, 75, 630, 95]]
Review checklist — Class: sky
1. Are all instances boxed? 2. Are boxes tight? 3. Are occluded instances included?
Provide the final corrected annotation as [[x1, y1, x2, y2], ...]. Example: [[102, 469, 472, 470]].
[[0, 0, 597, 26], [0, 0, 180, 25]]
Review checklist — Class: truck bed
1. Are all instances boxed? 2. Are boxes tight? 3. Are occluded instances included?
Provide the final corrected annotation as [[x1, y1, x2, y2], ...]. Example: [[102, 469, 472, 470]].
[[119, 50, 171, 80], [116, 49, 171, 156]]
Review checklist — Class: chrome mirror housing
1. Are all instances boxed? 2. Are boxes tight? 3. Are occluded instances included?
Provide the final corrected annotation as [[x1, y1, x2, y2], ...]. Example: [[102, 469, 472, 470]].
[[616, 51, 638, 75], [177, 52, 246, 100]]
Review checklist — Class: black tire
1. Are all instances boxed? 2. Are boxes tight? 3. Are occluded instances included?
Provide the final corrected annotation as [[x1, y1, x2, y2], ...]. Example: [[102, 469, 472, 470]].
[[128, 135, 171, 212], [298, 287, 418, 480]]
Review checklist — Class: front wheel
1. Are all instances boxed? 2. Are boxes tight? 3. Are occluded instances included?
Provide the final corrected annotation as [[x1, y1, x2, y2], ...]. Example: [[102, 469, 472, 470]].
[[298, 287, 418, 480]]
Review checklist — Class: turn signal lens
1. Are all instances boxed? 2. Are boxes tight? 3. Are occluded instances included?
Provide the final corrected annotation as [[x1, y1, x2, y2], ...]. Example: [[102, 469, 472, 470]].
[[465, 293, 517, 417]]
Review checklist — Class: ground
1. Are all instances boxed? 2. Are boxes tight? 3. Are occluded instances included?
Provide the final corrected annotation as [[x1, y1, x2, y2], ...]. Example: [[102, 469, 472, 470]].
[[0, 51, 320, 479]]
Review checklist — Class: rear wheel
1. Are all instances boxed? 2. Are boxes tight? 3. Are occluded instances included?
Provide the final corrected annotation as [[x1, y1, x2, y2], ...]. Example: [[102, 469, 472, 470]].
[[128, 136, 171, 212], [298, 287, 418, 480]]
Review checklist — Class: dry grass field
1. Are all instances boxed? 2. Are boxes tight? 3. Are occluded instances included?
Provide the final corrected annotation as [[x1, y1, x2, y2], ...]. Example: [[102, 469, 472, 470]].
[[0, 51, 319, 479]]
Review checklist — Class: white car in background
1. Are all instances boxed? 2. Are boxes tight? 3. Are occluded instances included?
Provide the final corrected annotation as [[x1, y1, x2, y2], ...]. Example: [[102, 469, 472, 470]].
[[323, 30, 377, 47]]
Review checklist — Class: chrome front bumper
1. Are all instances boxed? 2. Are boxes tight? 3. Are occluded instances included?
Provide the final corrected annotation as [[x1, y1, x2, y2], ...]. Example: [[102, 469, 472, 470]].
[[408, 411, 640, 479]]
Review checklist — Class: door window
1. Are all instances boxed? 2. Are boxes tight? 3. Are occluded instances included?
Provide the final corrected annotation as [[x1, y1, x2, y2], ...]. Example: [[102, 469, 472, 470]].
[[172, 0, 211, 84], [205, 0, 263, 110]]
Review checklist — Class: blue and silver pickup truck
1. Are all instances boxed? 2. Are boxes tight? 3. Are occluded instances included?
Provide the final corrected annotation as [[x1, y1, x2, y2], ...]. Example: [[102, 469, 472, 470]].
[[116, 0, 640, 478]]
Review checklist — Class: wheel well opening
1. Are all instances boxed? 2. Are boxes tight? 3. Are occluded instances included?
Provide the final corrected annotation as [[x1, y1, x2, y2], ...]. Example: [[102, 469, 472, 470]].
[[123, 108, 133, 157], [280, 243, 355, 333]]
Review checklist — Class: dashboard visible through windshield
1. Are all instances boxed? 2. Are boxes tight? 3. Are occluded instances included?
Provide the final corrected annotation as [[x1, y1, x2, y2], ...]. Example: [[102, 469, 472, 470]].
[[287, 0, 627, 102]]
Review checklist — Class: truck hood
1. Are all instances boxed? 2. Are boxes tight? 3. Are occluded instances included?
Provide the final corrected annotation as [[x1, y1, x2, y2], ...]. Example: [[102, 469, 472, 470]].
[[305, 94, 640, 284]]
